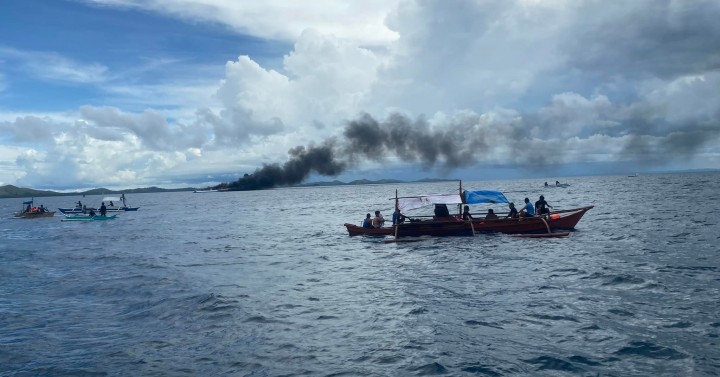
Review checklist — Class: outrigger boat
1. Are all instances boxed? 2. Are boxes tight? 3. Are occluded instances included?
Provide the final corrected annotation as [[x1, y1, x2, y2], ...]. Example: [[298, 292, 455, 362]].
[[62, 214, 118, 221], [344, 184, 592, 238], [14, 198, 55, 219], [58, 194, 138, 214]]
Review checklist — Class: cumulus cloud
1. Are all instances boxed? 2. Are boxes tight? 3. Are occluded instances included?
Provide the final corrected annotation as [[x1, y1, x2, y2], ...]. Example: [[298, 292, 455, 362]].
[[2, 0, 720, 189]]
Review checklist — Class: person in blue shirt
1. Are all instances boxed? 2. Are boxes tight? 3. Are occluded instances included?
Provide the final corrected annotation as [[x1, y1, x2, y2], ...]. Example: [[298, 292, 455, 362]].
[[519, 197, 535, 217], [362, 213, 373, 228]]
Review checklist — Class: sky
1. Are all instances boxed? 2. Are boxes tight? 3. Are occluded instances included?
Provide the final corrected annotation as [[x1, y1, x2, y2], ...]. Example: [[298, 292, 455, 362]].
[[1, 0, 719, 190]]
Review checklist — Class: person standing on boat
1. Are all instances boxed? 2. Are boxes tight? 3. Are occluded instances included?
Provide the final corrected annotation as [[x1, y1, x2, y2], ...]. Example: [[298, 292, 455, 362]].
[[506, 202, 519, 218], [362, 213, 373, 228], [99, 202, 107, 217], [535, 195, 552, 215], [519, 198, 535, 217], [462, 205, 474, 220], [372, 210, 385, 228]]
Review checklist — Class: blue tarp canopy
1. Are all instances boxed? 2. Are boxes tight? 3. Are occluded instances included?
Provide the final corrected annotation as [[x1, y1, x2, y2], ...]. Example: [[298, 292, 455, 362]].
[[22, 200, 33, 205], [463, 190, 509, 204]]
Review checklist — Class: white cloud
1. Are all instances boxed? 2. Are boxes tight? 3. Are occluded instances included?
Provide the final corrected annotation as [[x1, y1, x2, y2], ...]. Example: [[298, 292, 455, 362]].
[[2, 0, 720, 189], [81, 0, 400, 45]]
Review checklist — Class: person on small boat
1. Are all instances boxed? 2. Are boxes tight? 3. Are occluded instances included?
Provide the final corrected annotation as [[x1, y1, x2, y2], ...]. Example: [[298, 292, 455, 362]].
[[544, 182, 549, 187], [39, 205, 46, 213], [109, 201, 114, 207], [362, 213, 373, 228], [76, 201, 82, 209], [99, 202, 107, 217], [372, 210, 385, 228], [506, 202, 518, 218], [555, 180, 561, 186], [25, 204, 32, 213], [462, 205, 474, 221], [535, 195, 552, 215], [519, 197, 535, 217], [392, 208, 407, 225], [434, 204, 451, 219], [88, 209, 96, 217], [485, 208, 498, 220]]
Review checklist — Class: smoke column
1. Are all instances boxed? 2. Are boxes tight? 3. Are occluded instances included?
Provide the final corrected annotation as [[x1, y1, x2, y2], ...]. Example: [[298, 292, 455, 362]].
[[220, 112, 489, 191]]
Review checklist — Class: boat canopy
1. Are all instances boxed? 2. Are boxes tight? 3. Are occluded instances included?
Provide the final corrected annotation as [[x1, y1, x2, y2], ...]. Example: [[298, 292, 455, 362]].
[[397, 194, 463, 211], [463, 190, 509, 204], [23, 200, 33, 205]]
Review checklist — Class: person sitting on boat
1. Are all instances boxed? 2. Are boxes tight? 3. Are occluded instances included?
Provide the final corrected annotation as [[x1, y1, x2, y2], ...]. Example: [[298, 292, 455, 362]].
[[109, 201, 114, 207], [76, 201, 82, 209], [555, 180, 561, 186], [25, 204, 32, 213], [462, 205, 474, 221], [362, 213, 373, 228], [99, 202, 107, 217], [519, 197, 535, 217], [544, 182, 549, 187], [434, 204, 451, 219], [372, 210, 385, 228], [88, 209, 96, 217], [39, 205, 46, 213], [485, 208, 498, 220], [506, 202, 518, 218], [392, 208, 407, 225], [535, 195, 552, 215]]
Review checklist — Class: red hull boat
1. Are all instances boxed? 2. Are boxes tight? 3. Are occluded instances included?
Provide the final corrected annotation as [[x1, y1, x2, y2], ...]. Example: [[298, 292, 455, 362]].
[[345, 206, 593, 237]]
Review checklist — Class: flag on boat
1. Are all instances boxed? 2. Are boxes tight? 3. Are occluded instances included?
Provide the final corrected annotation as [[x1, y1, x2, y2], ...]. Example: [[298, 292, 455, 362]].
[[397, 194, 463, 211], [463, 190, 509, 204]]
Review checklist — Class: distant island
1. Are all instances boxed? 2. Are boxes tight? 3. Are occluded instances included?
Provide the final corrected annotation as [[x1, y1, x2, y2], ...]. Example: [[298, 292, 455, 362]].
[[0, 185, 194, 199], [1, 178, 457, 198]]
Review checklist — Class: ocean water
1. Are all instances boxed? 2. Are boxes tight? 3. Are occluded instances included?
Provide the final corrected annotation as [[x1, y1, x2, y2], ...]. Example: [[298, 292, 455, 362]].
[[1, 172, 719, 376]]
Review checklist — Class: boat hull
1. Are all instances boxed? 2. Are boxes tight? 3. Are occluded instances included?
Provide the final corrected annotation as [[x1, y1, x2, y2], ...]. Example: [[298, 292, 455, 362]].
[[58, 207, 138, 214], [345, 206, 593, 237], [61, 215, 118, 221], [14, 211, 56, 219]]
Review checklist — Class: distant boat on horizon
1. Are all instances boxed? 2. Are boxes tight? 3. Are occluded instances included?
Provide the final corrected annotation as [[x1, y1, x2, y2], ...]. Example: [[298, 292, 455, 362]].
[[628, 173, 639, 177]]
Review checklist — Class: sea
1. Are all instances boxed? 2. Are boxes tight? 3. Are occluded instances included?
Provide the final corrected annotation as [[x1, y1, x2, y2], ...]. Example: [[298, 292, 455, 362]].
[[1, 172, 719, 377]]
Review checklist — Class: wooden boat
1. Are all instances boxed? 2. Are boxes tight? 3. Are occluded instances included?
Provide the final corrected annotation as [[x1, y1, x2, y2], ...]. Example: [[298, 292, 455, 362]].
[[61, 214, 118, 221], [14, 199, 55, 219], [345, 206, 592, 237], [344, 184, 592, 237], [59, 194, 138, 214]]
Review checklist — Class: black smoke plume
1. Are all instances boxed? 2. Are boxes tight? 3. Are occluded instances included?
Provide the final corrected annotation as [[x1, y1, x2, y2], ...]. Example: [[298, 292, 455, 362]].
[[219, 112, 487, 191]]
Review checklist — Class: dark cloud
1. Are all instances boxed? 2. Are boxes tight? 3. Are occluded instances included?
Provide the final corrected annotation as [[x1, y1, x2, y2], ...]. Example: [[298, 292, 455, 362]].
[[562, 1, 720, 80]]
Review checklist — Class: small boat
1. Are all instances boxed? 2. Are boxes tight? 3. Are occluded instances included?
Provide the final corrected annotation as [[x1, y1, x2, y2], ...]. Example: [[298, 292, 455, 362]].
[[60, 194, 139, 214], [345, 184, 592, 238], [62, 214, 118, 221], [14, 199, 55, 219]]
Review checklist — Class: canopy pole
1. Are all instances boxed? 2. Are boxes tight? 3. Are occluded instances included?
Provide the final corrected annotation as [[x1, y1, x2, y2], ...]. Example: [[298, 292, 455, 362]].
[[394, 189, 400, 238]]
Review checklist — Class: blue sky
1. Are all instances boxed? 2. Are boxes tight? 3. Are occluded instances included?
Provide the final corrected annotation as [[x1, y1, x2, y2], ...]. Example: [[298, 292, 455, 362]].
[[1, 0, 719, 190]]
